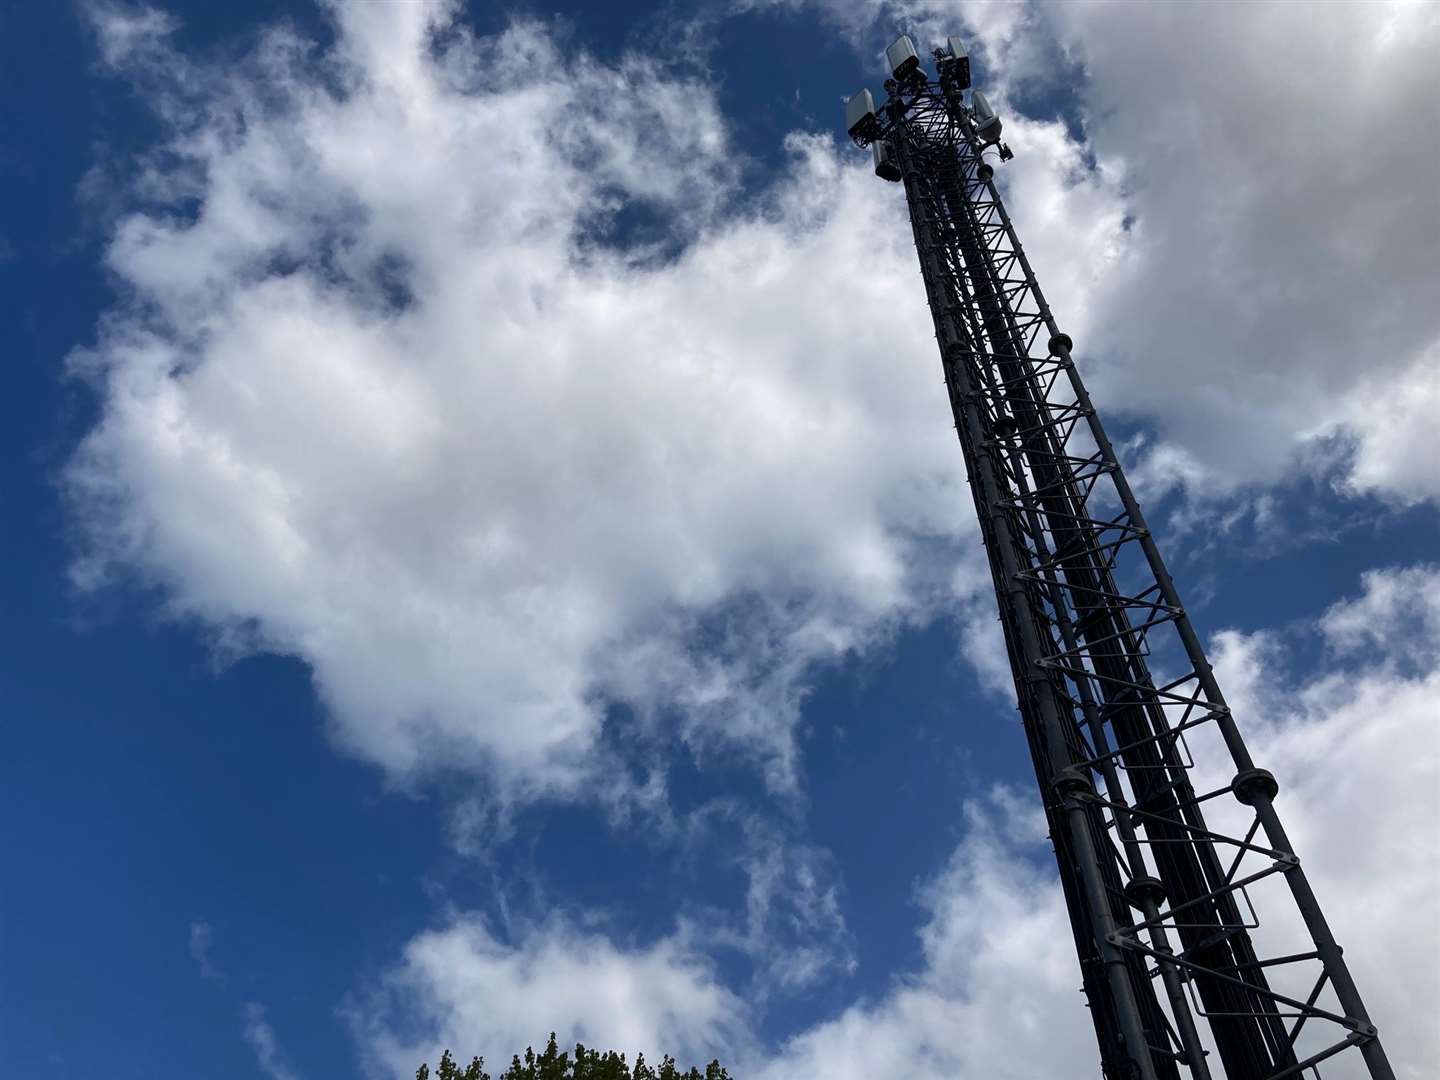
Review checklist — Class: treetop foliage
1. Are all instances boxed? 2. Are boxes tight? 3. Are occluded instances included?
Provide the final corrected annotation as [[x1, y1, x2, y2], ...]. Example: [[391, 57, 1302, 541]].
[[415, 1034, 731, 1080]]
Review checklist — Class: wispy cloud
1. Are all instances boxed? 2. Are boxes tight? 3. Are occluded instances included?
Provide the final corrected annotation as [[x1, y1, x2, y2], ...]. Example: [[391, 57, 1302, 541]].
[[188, 920, 225, 986], [243, 1003, 304, 1080]]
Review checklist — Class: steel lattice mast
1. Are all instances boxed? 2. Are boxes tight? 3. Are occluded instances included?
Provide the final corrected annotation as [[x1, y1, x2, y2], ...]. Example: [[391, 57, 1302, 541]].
[[846, 37, 1394, 1080]]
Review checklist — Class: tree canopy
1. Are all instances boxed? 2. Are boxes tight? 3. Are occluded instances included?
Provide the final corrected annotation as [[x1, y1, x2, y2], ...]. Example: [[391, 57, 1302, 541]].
[[415, 1034, 731, 1080]]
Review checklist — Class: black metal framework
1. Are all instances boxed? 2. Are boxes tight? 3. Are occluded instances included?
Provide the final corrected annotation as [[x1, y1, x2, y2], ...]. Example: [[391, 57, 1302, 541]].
[[851, 54, 1394, 1080]]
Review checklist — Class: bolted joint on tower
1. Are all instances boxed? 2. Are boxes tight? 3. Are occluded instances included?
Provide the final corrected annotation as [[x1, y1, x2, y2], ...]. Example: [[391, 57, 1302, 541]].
[[845, 34, 1394, 1080]]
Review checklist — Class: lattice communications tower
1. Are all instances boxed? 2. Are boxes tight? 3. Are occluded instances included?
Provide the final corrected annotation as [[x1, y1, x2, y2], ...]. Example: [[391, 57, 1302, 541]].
[[845, 36, 1394, 1080]]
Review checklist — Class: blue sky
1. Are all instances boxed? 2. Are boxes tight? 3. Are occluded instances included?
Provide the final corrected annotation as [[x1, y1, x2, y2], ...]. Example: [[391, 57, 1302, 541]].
[[2, 2, 1438, 1078]]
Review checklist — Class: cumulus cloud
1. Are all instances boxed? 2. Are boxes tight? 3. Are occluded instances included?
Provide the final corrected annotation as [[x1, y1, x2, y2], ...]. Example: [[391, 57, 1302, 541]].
[[77, 0, 1434, 813], [802, 0, 1440, 502], [357, 564, 1439, 1078], [1208, 570, 1440, 1076], [749, 787, 1091, 1080], [351, 914, 751, 1075], [1049, 2, 1440, 495], [1318, 562, 1440, 669], [1339, 341, 1440, 503], [757, 608, 1440, 1080], [68, 2, 992, 802]]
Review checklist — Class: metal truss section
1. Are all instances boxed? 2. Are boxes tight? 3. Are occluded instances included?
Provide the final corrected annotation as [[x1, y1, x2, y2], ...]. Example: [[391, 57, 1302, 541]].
[[853, 59, 1395, 1080]]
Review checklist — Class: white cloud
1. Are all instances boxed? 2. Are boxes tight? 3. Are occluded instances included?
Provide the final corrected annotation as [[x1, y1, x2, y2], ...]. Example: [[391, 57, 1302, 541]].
[[244, 1002, 305, 1080], [1318, 562, 1440, 669], [188, 919, 226, 985], [748, 787, 1091, 1080], [759, 600, 1440, 1079], [803, 0, 1440, 502], [68, 3, 981, 802], [1340, 341, 1440, 504], [351, 914, 750, 1075], [678, 803, 856, 996], [357, 564, 1439, 1078], [1047, 2, 1440, 495], [950, 576, 1014, 702], [1207, 569, 1440, 1077], [791, 566, 1440, 1078], [85, 1, 179, 67], [352, 786, 1086, 1080], [76, 0, 1438, 813]]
